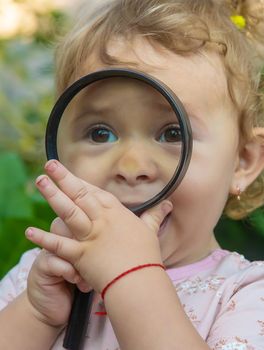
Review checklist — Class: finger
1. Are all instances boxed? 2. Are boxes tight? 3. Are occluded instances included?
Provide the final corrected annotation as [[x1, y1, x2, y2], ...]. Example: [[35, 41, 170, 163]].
[[44, 224, 92, 293], [44, 160, 103, 217], [25, 227, 81, 266], [45, 160, 100, 193], [39, 239, 92, 293], [36, 175, 92, 240], [50, 217, 73, 238], [40, 250, 82, 285], [76, 279, 93, 293], [140, 201, 173, 233]]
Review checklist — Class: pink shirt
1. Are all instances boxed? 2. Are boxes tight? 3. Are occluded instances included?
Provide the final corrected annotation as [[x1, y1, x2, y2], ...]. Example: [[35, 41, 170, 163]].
[[0, 248, 264, 350]]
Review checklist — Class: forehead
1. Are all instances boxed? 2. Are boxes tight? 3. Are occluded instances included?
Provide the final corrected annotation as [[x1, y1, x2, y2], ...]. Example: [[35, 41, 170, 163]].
[[76, 77, 172, 108], [61, 76, 179, 134], [82, 37, 232, 119]]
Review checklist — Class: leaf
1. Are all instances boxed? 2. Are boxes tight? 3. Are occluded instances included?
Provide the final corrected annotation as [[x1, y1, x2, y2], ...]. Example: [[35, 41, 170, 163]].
[[0, 152, 27, 187], [247, 208, 264, 237], [0, 218, 37, 279], [215, 214, 264, 261], [0, 200, 55, 279], [0, 152, 33, 219]]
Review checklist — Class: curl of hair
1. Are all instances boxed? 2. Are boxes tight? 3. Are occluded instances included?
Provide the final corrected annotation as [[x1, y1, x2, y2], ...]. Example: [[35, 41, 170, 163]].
[[55, 0, 264, 219]]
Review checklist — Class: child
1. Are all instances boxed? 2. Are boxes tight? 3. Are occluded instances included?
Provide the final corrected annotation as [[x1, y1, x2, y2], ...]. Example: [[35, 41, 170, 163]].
[[1, 0, 264, 349]]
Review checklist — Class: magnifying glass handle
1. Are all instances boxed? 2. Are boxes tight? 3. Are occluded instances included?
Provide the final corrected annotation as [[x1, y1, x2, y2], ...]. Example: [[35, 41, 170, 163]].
[[63, 288, 94, 350]]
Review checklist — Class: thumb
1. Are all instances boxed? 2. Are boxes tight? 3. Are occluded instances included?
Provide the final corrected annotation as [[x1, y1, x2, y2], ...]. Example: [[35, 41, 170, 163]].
[[140, 200, 173, 233]]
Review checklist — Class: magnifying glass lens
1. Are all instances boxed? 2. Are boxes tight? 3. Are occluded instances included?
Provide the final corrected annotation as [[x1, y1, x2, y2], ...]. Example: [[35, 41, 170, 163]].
[[54, 76, 185, 211]]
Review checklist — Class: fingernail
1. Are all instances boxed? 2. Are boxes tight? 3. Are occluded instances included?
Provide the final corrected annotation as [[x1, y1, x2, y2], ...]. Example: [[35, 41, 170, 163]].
[[25, 228, 34, 238], [36, 176, 49, 188], [45, 160, 58, 173], [74, 275, 82, 284]]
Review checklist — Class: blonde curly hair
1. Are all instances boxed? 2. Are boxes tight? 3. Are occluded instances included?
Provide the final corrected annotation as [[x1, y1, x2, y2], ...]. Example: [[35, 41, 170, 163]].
[[55, 0, 264, 220]]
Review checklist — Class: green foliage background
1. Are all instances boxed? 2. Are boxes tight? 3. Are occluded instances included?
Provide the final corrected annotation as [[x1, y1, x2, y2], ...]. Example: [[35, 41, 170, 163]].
[[0, 8, 65, 278], [0, 5, 263, 279]]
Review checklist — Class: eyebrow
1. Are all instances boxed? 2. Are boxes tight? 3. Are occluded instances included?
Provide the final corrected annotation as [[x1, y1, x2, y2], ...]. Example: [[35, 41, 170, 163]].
[[70, 105, 114, 124]]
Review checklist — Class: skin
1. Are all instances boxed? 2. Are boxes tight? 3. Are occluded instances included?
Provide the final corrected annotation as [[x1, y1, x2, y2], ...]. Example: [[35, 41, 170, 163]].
[[0, 38, 263, 349], [58, 43, 239, 268], [57, 77, 180, 205]]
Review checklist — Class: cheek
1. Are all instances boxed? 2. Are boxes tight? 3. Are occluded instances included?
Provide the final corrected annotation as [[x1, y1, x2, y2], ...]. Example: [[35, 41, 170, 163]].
[[62, 153, 111, 189], [170, 144, 237, 216]]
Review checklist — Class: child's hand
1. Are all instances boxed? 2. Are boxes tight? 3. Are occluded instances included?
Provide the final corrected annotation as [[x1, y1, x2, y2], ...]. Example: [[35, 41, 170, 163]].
[[27, 217, 91, 327], [26, 160, 172, 294]]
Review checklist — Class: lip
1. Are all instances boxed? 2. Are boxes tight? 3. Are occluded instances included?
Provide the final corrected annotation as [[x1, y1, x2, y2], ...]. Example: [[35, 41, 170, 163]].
[[158, 213, 170, 237]]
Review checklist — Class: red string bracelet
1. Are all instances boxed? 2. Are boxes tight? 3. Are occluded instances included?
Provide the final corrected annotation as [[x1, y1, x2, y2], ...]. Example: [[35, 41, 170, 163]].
[[101, 263, 165, 300]]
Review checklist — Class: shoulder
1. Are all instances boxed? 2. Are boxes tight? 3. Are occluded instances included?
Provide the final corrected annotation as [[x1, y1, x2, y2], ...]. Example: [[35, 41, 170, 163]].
[[171, 249, 264, 295], [173, 249, 264, 318], [214, 250, 264, 294], [15, 247, 41, 270], [0, 248, 41, 308], [173, 251, 264, 347], [206, 252, 264, 349]]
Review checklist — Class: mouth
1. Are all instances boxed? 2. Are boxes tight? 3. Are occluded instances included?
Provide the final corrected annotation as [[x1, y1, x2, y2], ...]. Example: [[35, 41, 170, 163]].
[[158, 213, 171, 237]]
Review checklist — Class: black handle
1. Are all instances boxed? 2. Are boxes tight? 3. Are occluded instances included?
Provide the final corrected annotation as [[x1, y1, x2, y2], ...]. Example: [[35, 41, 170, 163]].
[[63, 289, 94, 350]]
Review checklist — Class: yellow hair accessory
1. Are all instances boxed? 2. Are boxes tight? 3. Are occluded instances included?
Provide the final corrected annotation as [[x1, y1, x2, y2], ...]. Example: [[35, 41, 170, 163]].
[[230, 15, 246, 29]]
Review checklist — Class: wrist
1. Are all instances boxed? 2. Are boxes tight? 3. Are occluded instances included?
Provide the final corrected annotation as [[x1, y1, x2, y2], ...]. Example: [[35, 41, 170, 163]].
[[0, 291, 62, 350], [102, 267, 178, 348], [102, 263, 169, 306], [101, 263, 165, 300], [24, 291, 64, 333]]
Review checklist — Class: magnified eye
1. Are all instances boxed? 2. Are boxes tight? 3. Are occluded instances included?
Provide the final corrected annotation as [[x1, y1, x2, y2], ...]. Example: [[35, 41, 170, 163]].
[[158, 125, 182, 143], [85, 125, 118, 143]]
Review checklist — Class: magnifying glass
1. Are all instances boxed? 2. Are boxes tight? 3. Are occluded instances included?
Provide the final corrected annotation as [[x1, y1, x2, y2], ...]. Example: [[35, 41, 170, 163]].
[[45, 68, 192, 350]]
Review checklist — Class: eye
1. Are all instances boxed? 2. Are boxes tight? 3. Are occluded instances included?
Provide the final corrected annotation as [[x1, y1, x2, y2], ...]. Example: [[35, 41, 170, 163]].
[[158, 125, 182, 143], [85, 126, 118, 143]]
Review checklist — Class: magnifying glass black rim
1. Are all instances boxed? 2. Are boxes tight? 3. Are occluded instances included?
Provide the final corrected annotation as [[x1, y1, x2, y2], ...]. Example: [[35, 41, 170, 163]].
[[45, 68, 192, 215]]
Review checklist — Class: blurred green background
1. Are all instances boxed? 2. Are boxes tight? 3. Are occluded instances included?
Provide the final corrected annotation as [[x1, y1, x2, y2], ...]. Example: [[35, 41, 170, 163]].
[[0, 0, 263, 279]]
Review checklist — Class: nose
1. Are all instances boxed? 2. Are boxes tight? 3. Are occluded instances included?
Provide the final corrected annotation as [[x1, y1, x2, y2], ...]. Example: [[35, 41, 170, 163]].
[[114, 144, 159, 186]]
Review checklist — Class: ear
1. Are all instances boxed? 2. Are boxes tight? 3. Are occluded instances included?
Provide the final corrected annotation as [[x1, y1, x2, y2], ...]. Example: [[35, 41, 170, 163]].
[[230, 127, 264, 194]]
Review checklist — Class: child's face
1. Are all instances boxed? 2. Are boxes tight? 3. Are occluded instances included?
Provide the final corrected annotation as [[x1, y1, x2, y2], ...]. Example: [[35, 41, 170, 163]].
[[58, 39, 240, 267], [58, 78, 182, 206]]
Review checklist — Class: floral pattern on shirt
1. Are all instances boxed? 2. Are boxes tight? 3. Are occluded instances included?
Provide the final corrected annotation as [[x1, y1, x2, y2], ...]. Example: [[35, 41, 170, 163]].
[[226, 299, 236, 312], [258, 320, 264, 336], [1, 248, 264, 350], [182, 304, 200, 325], [176, 275, 225, 295], [213, 337, 255, 350]]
